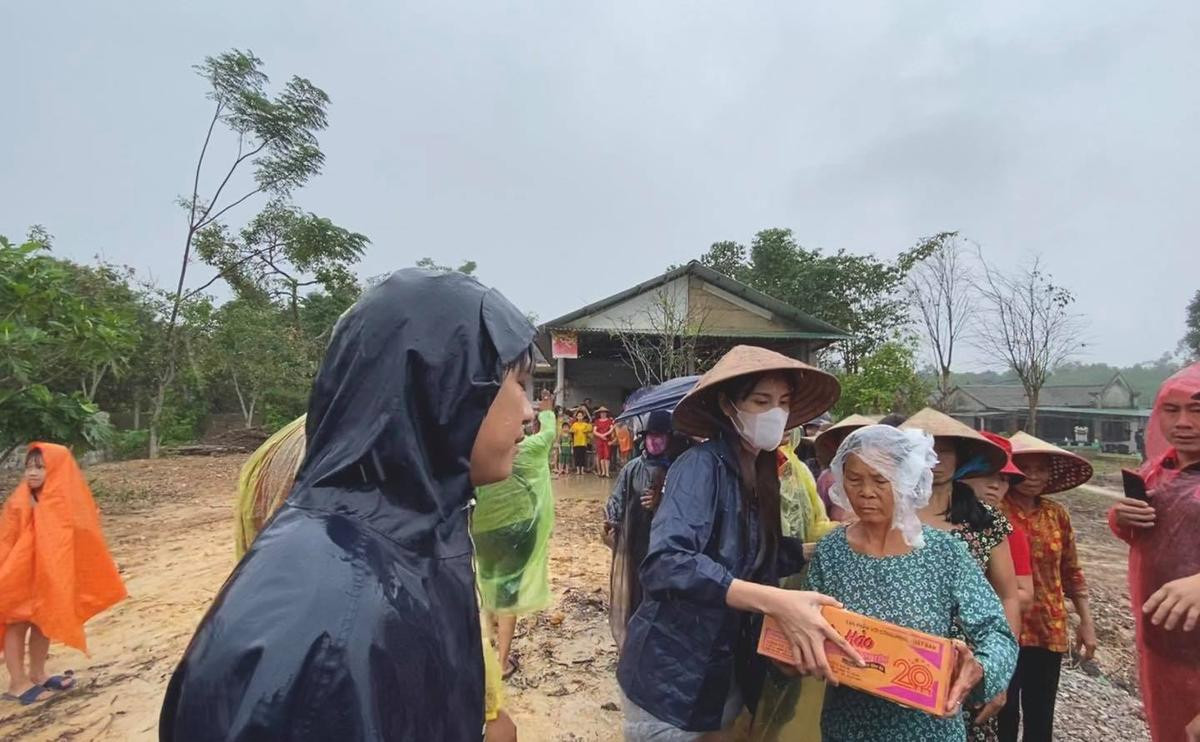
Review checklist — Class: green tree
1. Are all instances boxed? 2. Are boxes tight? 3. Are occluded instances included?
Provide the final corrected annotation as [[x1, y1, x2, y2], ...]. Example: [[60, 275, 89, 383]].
[[1183, 289, 1200, 360], [193, 200, 368, 328], [152, 49, 346, 457], [834, 342, 931, 418], [0, 233, 133, 457], [56, 260, 146, 403], [699, 229, 935, 372], [696, 241, 748, 280], [209, 298, 309, 428], [415, 257, 478, 275]]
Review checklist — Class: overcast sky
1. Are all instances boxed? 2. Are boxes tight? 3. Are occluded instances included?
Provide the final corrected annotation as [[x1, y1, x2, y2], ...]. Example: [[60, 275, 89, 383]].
[[3, 2, 1196, 369]]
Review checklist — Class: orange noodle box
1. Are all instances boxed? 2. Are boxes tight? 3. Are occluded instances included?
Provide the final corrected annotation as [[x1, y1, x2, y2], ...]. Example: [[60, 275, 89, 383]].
[[758, 606, 958, 716]]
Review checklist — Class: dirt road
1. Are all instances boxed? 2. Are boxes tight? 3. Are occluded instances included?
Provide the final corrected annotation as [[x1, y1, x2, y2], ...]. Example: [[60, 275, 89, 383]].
[[0, 456, 1149, 741]]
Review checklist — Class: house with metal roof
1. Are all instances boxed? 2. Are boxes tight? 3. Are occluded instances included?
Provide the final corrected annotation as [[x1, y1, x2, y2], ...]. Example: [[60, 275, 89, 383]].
[[534, 261, 848, 412], [942, 373, 1151, 453]]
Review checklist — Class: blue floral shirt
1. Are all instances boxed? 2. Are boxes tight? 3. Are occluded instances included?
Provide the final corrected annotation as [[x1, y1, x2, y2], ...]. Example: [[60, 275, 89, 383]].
[[806, 526, 1018, 742]]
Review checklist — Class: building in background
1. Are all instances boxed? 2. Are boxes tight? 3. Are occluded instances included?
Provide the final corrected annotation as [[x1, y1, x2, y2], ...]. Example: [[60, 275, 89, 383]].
[[535, 261, 847, 412], [942, 373, 1150, 453]]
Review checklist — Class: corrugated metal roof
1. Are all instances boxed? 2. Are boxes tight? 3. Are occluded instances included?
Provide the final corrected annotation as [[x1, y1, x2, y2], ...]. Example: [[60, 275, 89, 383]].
[[560, 326, 846, 340], [955, 383, 1109, 410], [1036, 407, 1152, 418]]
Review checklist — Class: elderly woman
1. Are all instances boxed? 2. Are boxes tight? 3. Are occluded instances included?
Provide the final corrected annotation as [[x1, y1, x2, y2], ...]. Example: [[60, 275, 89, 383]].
[[806, 425, 1018, 742]]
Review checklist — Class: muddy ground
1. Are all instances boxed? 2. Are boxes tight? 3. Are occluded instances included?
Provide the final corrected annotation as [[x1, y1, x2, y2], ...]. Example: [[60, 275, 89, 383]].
[[0, 456, 1147, 741]]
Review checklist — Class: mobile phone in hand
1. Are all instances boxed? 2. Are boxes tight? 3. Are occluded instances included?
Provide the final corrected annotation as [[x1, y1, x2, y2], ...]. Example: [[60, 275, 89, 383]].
[[1121, 469, 1149, 502]]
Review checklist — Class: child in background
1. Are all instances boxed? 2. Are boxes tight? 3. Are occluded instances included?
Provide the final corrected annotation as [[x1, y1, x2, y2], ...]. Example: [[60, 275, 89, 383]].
[[570, 411, 593, 476], [556, 422, 573, 476], [615, 422, 634, 469], [0, 444, 127, 705]]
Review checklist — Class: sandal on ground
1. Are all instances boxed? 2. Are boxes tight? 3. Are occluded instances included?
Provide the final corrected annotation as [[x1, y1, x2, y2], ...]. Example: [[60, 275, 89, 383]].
[[5, 685, 52, 706], [43, 671, 76, 691], [502, 655, 520, 680]]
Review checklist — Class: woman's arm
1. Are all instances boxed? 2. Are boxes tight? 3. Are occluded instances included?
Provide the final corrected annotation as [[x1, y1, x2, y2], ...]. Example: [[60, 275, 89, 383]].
[[953, 547, 1019, 706], [640, 450, 860, 680], [639, 450, 736, 608], [986, 543, 1023, 636], [725, 572, 860, 683], [1060, 509, 1097, 661], [604, 461, 634, 529]]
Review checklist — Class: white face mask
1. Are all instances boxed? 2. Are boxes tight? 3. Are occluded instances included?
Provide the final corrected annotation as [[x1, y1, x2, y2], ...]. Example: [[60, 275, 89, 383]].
[[731, 406, 789, 452]]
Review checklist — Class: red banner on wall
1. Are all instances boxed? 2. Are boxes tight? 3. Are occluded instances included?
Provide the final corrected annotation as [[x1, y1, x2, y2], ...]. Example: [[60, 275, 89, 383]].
[[551, 330, 578, 359]]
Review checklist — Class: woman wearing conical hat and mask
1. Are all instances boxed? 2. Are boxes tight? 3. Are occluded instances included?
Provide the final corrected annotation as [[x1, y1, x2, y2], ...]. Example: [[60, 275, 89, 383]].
[[616, 346, 865, 740], [996, 431, 1096, 742], [1108, 363, 1200, 741]]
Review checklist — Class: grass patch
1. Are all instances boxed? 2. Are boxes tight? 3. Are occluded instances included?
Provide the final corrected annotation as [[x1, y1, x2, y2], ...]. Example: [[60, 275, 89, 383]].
[[88, 478, 156, 512]]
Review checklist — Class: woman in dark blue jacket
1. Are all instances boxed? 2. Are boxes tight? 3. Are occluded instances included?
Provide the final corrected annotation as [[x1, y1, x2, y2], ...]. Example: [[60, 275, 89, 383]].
[[617, 345, 859, 739]]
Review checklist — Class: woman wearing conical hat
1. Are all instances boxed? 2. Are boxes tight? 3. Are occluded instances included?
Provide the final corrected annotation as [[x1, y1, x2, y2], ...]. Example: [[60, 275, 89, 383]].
[[996, 431, 1096, 742], [615, 345, 863, 739], [900, 409, 1022, 742], [959, 432, 1035, 619], [901, 411, 1021, 625]]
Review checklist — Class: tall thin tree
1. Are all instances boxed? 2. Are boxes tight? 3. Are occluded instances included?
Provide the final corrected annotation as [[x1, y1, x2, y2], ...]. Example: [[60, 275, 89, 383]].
[[150, 50, 331, 457], [973, 254, 1087, 433], [907, 232, 974, 406]]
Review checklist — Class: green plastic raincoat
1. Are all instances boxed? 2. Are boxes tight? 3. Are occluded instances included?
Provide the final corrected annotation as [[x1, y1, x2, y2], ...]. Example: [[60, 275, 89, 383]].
[[473, 409, 557, 614], [753, 444, 838, 742]]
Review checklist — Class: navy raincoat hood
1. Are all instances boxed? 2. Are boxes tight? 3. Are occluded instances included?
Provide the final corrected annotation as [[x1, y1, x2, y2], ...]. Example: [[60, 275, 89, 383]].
[[160, 269, 535, 741]]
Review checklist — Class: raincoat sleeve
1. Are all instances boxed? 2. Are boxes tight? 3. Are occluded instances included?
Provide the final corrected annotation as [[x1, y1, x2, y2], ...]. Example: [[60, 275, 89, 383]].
[[640, 449, 733, 608], [0, 496, 21, 559], [526, 410, 558, 459], [606, 460, 635, 526], [1106, 507, 1135, 545], [1058, 509, 1088, 599], [952, 542, 1019, 701]]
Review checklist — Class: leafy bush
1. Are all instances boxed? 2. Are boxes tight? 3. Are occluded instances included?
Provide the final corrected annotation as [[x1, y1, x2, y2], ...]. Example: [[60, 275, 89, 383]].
[[110, 429, 150, 461]]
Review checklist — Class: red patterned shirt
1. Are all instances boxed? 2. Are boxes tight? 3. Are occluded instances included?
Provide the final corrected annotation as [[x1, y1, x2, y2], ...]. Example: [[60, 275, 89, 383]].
[[1002, 497, 1088, 652]]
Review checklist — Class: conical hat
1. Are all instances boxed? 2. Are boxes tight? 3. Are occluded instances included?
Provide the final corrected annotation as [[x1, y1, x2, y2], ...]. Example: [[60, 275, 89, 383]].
[[1008, 431, 1094, 494], [671, 345, 840, 439], [899, 408, 1008, 475], [814, 414, 878, 467]]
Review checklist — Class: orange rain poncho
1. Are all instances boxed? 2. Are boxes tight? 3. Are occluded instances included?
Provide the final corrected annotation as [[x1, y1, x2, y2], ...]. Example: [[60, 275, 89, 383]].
[[0, 443, 126, 653], [1109, 363, 1200, 741]]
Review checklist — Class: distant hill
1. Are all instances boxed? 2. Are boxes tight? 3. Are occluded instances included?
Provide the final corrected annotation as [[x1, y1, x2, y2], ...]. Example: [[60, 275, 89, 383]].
[[945, 358, 1181, 405]]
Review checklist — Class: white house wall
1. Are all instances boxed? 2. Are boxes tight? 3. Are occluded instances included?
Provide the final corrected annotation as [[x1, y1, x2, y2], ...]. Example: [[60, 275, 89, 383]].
[[564, 276, 690, 332], [1100, 381, 1134, 408]]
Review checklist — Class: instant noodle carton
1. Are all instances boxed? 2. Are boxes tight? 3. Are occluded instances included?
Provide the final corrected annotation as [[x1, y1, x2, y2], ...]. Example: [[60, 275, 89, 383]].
[[758, 606, 957, 716]]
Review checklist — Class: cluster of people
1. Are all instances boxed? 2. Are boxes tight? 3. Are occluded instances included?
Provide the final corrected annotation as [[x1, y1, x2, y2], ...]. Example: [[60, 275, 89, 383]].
[[0, 268, 1194, 742], [557, 400, 635, 478], [601, 352, 1199, 742]]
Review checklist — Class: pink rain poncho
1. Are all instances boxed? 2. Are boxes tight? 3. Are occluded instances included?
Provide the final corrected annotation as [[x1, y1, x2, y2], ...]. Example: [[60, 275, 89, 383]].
[[1108, 363, 1200, 741]]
